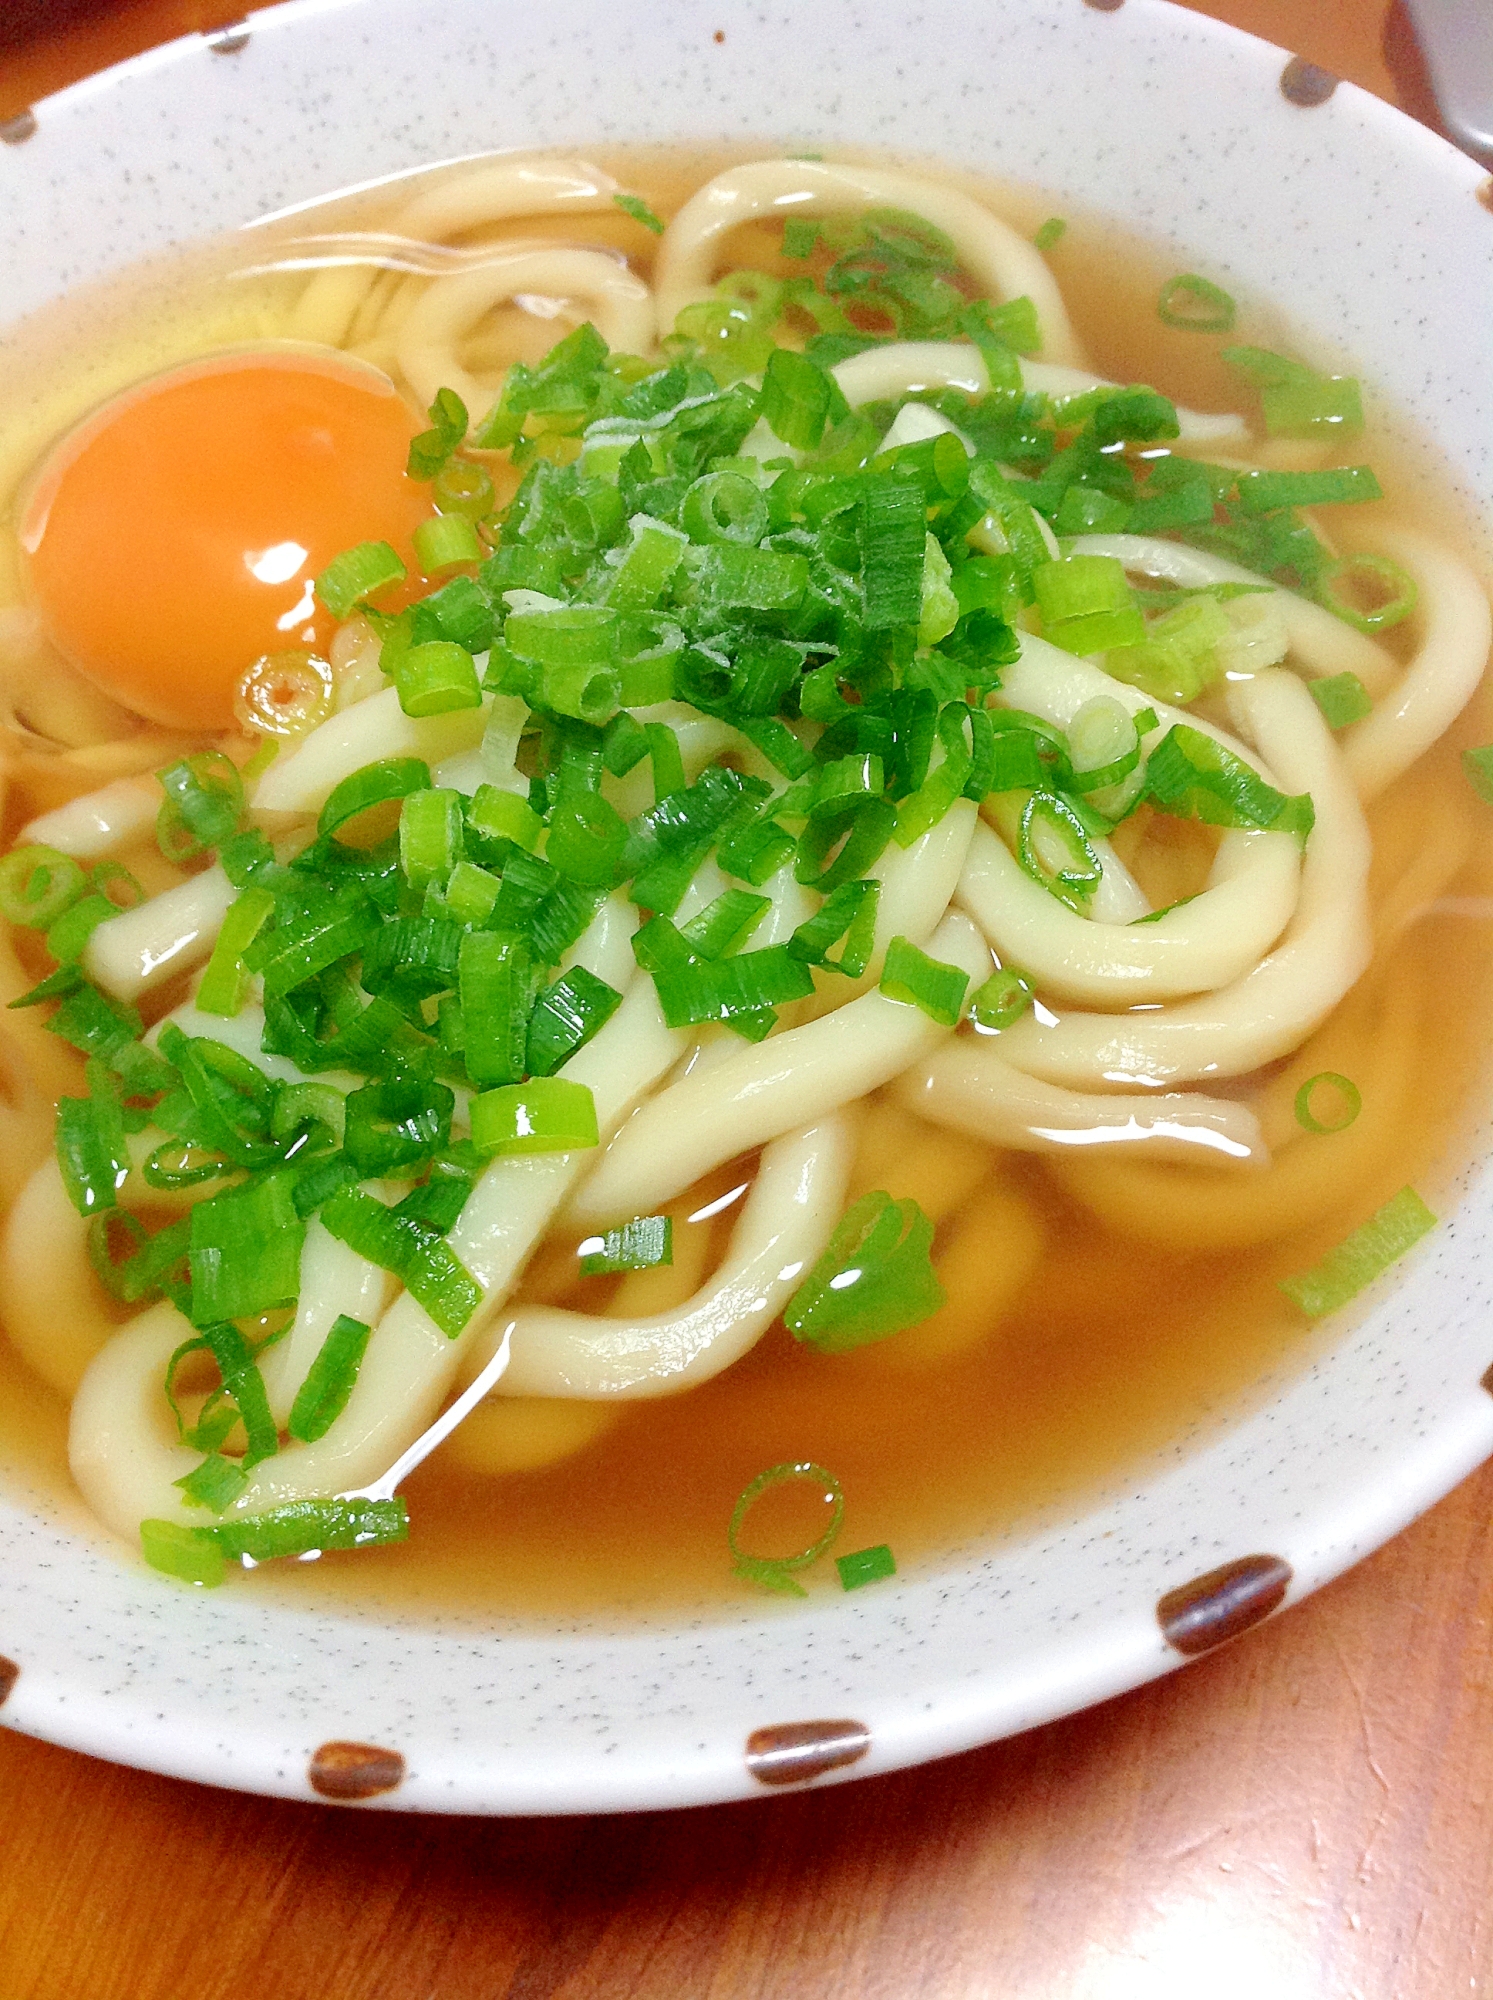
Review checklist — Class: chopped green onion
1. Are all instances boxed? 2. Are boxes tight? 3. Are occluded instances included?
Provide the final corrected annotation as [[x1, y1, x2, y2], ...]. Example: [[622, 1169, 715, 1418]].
[[649, 942, 815, 1029], [728, 1460, 845, 1596], [1294, 1072, 1363, 1135], [55, 1068, 131, 1217], [399, 786, 464, 891], [466, 783, 542, 856], [1017, 793, 1104, 902], [837, 1543, 897, 1590], [320, 1188, 482, 1337], [878, 934, 970, 1026], [318, 757, 431, 843], [1105, 594, 1230, 705], [343, 1076, 454, 1175], [315, 540, 407, 620], [1309, 673, 1373, 730], [1316, 554, 1417, 634], [140, 1518, 228, 1587], [1144, 725, 1315, 841], [156, 751, 244, 860], [1066, 696, 1141, 793], [1157, 273, 1236, 332], [613, 191, 665, 233], [413, 512, 483, 573], [762, 347, 832, 451], [524, 965, 623, 1076], [1463, 745, 1493, 805], [1280, 1186, 1435, 1317], [1033, 555, 1147, 655], [469, 1077, 600, 1156], [46, 892, 118, 963], [1034, 217, 1067, 253], [578, 1214, 673, 1275], [0, 845, 86, 928], [860, 476, 927, 630], [458, 932, 535, 1088], [969, 966, 1034, 1032], [787, 877, 879, 978], [174, 1453, 249, 1514], [394, 641, 483, 717], [432, 456, 494, 520], [679, 888, 771, 960], [785, 1190, 945, 1351], [681, 471, 770, 546], [406, 386, 469, 481], [288, 1313, 372, 1443], [188, 1172, 306, 1323], [1234, 466, 1382, 514], [195, 885, 275, 1017]]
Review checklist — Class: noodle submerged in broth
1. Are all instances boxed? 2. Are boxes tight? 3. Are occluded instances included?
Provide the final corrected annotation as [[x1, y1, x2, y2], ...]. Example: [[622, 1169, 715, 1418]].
[[0, 148, 1489, 1615]]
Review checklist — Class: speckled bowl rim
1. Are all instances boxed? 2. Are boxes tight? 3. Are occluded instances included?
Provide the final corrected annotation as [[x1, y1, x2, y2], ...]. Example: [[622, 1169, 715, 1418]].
[[1, 0, 1491, 1815]]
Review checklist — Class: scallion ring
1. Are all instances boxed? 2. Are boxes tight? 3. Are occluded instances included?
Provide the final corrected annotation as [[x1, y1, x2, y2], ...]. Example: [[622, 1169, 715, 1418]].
[[1316, 554, 1418, 634], [728, 1461, 846, 1597], [1157, 273, 1237, 333], [1294, 1071, 1363, 1135]]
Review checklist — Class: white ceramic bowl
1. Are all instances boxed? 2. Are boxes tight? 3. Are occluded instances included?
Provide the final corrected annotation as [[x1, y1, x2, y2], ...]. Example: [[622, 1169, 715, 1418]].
[[2, 0, 1491, 1815]]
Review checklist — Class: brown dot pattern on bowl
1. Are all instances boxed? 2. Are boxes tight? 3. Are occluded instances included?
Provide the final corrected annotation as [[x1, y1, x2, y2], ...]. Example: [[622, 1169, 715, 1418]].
[[1280, 56, 1339, 107], [206, 23, 252, 56], [308, 1739, 406, 1801], [745, 1719, 871, 1787], [1156, 1553, 1293, 1655], [0, 1657, 18, 1706], [0, 113, 37, 147]]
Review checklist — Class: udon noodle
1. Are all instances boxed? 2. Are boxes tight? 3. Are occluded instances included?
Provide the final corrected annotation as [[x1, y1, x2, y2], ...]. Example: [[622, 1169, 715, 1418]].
[[0, 149, 1488, 1603]]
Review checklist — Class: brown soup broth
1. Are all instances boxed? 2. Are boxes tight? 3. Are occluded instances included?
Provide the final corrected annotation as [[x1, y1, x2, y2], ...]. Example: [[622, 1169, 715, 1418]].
[[0, 148, 1490, 1627]]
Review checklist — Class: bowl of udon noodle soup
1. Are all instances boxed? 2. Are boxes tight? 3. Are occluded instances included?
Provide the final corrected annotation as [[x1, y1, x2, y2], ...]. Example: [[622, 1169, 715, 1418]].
[[0, 0, 1490, 1815]]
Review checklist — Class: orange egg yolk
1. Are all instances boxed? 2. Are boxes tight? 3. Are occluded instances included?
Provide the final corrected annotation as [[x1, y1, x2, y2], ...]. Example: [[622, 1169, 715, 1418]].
[[21, 350, 432, 731]]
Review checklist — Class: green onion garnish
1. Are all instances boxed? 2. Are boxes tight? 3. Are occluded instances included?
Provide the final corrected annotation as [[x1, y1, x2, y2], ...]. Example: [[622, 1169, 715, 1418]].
[[1308, 673, 1373, 730], [315, 539, 407, 620], [878, 934, 970, 1026], [413, 512, 483, 575], [784, 1191, 945, 1351], [156, 751, 244, 861], [728, 1461, 845, 1597], [613, 191, 665, 234], [1033, 217, 1067, 253], [469, 1077, 600, 1157], [1293, 1072, 1363, 1135], [320, 1188, 482, 1338], [578, 1214, 673, 1276], [1234, 466, 1382, 515], [406, 386, 469, 482], [188, 1173, 307, 1324], [837, 1543, 897, 1591], [288, 1313, 373, 1443], [1280, 1187, 1436, 1317], [1463, 745, 1493, 804], [969, 966, 1034, 1032], [1223, 346, 1364, 439], [0, 844, 87, 928], [141, 1496, 410, 1587], [1156, 273, 1236, 332], [1316, 553, 1417, 634], [1144, 725, 1315, 842], [1033, 554, 1147, 655], [195, 884, 276, 1017]]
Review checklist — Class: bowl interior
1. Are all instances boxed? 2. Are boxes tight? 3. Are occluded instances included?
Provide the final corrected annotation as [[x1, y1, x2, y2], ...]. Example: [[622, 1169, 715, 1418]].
[[0, 0, 1491, 1813]]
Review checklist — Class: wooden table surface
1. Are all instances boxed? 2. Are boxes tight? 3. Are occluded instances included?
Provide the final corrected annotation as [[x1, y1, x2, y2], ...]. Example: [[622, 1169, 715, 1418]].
[[3, 4, 1490, 1996]]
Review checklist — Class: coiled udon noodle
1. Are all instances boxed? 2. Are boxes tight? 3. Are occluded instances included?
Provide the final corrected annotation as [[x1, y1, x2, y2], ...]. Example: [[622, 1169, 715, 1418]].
[[0, 151, 1488, 1554]]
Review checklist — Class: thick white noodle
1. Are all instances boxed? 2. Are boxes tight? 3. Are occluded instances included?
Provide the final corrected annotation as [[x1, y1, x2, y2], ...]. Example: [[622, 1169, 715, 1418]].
[[899, 1044, 1267, 1166], [1070, 533, 1398, 692], [18, 776, 159, 860], [252, 684, 488, 816], [1336, 524, 1493, 802], [560, 890, 638, 988], [958, 816, 1300, 1006], [69, 978, 687, 1539], [83, 863, 235, 1002], [469, 1117, 853, 1399], [653, 162, 1081, 363], [288, 158, 627, 348], [1, 1157, 116, 1397], [991, 671, 1371, 1086], [829, 342, 1243, 445], [394, 248, 655, 418], [568, 908, 992, 1227]]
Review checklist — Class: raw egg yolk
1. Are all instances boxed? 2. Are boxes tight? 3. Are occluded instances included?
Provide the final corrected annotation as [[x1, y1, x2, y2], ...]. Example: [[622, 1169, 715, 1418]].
[[20, 350, 432, 731]]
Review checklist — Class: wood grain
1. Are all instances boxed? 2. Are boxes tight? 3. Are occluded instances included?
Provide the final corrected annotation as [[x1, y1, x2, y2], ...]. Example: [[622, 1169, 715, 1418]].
[[5, 4, 1492, 1996]]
